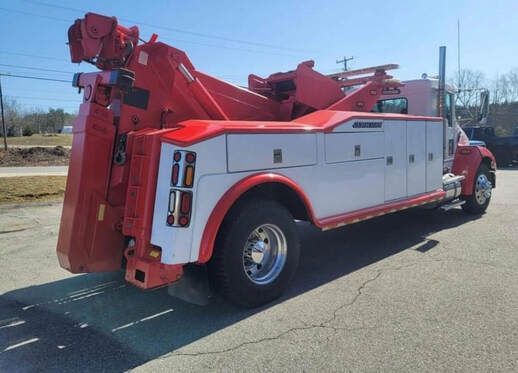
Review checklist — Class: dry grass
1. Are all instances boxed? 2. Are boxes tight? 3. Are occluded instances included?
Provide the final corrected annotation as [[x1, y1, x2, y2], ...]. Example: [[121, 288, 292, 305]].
[[6, 134, 72, 147], [0, 176, 66, 204]]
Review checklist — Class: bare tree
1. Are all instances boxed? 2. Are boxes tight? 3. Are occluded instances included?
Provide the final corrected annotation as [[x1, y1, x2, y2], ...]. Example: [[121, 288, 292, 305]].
[[452, 69, 486, 122], [3, 98, 24, 136]]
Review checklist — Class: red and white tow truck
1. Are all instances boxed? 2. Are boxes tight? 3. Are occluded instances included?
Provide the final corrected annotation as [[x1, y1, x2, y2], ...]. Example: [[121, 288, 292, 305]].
[[57, 13, 496, 307]]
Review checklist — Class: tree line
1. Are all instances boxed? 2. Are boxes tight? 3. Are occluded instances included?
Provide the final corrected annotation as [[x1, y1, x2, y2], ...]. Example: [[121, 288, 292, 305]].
[[2, 69, 518, 137], [454, 68, 518, 136], [0, 98, 76, 137]]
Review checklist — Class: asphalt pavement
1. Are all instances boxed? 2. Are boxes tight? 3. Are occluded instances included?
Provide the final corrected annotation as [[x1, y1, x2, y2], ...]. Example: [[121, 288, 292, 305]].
[[0, 170, 516, 372]]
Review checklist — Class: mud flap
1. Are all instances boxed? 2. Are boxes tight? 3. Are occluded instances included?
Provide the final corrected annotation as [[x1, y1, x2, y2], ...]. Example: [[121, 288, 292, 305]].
[[167, 265, 212, 306]]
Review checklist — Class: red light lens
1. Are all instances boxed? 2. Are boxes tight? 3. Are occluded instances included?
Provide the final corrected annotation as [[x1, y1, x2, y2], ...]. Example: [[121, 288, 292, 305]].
[[179, 216, 189, 226], [171, 164, 179, 185], [185, 152, 196, 163], [166, 215, 175, 225], [173, 151, 181, 162], [180, 192, 192, 214]]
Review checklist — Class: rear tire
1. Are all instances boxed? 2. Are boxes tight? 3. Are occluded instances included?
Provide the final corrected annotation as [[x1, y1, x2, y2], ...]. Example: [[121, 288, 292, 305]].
[[208, 199, 300, 308], [461, 163, 492, 214]]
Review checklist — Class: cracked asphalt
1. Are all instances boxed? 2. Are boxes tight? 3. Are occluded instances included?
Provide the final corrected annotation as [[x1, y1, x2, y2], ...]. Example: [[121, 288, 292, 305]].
[[0, 170, 517, 372]]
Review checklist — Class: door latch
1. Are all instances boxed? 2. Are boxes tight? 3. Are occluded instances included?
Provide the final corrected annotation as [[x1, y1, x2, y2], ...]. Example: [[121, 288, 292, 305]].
[[354, 145, 361, 157], [273, 149, 282, 163]]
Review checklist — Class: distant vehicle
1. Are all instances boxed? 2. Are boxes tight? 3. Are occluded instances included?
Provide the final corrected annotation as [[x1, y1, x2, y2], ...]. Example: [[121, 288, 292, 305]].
[[61, 125, 73, 134], [463, 125, 518, 166], [469, 139, 486, 147]]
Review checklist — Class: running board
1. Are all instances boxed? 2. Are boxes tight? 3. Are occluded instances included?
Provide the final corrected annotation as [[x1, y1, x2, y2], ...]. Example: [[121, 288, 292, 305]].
[[319, 190, 446, 231], [440, 200, 465, 211]]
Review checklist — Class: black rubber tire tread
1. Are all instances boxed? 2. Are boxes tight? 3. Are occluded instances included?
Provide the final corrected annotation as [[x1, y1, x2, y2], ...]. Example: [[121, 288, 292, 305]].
[[208, 199, 300, 308], [461, 163, 492, 214]]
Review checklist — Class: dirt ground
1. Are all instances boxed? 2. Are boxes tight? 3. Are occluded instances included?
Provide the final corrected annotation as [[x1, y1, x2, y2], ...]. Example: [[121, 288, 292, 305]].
[[0, 147, 70, 167]]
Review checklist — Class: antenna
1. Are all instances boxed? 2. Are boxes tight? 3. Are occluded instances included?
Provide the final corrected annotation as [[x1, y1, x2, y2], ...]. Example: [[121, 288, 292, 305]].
[[457, 19, 461, 89]]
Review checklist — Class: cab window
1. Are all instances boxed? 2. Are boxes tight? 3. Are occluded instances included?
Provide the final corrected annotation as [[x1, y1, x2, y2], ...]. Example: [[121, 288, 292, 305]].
[[372, 98, 408, 114]]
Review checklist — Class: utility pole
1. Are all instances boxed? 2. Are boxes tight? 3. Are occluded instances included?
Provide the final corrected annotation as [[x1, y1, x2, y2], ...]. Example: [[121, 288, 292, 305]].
[[0, 76, 7, 150], [336, 56, 354, 71]]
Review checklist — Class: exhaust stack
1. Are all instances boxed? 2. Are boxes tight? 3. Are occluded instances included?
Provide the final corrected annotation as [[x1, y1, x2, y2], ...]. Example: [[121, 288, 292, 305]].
[[438, 46, 446, 119]]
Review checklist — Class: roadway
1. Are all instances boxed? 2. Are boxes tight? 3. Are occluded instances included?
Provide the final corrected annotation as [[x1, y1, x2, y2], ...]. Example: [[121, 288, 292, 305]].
[[0, 166, 68, 177], [0, 170, 516, 371]]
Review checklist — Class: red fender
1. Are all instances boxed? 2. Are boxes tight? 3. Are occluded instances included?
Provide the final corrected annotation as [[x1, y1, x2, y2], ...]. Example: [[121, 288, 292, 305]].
[[197, 173, 316, 263], [452, 145, 496, 195]]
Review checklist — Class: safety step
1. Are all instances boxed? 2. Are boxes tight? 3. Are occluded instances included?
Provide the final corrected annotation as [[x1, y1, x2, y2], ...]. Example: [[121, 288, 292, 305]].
[[440, 200, 465, 211]]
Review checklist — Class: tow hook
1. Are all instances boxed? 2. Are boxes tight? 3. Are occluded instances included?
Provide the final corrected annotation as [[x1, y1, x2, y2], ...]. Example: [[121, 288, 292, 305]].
[[114, 133, 127, 165]]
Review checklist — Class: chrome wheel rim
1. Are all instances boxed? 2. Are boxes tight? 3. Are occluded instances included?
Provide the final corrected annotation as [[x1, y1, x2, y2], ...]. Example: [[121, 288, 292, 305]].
[[242, 223, 287, 285], [475, 174, 492, 205]]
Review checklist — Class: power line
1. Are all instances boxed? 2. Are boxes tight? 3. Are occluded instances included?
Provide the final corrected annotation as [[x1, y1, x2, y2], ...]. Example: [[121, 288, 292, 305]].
[[158, 36, 301, 58], [6, 95, 80, 103], [0, 63, 74, 75], [1, 6, 300, 58], [0, 73, 70, 83], [23, 0, 314, 53], [1, 7, 307, 58], [0, 50, 66, 62], [3, 86, 78, 94], [0, 6, 69, 23]]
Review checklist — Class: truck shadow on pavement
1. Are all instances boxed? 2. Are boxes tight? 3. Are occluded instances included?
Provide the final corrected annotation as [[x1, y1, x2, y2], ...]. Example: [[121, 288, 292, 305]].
[[0, 208, 480, 371]]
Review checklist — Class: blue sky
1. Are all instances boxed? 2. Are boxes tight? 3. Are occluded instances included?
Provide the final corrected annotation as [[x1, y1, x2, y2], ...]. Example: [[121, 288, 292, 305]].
[[0, 0, 516, 113]]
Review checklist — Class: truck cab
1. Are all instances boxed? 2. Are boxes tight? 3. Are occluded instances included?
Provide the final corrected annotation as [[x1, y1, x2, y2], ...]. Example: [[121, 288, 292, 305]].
[[373, 78, 459, 171]]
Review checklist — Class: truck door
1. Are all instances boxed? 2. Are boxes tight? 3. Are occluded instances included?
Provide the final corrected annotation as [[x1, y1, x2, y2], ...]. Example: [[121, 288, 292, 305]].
[[426, 121, 443, 191], [444, 92, 456, 169], [406, 121, 426, 196], [384, 121, 407, 201]]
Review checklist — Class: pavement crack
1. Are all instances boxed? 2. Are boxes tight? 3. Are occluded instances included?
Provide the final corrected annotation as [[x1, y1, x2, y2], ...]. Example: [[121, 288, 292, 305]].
[[319, 271, 383, 327], [0, 227, 29, 234], [163, 272, 383, 359]]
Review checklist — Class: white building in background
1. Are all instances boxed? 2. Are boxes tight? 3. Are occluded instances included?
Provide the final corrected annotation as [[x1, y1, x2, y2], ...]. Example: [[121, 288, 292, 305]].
[[61, 125, 73, 134]]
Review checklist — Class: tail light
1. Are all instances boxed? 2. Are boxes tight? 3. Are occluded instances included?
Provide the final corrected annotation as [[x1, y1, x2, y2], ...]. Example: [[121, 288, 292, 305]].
[[166, 150, 196, 227], [171, 164, 179, 185], [180, 192, 192, 214], [184, 166, 194, 187]]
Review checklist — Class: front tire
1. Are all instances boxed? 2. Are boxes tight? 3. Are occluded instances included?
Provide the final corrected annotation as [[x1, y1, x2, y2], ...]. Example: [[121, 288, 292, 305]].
[[208, 199, 300, 308], [461, 163, 493, 214]]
